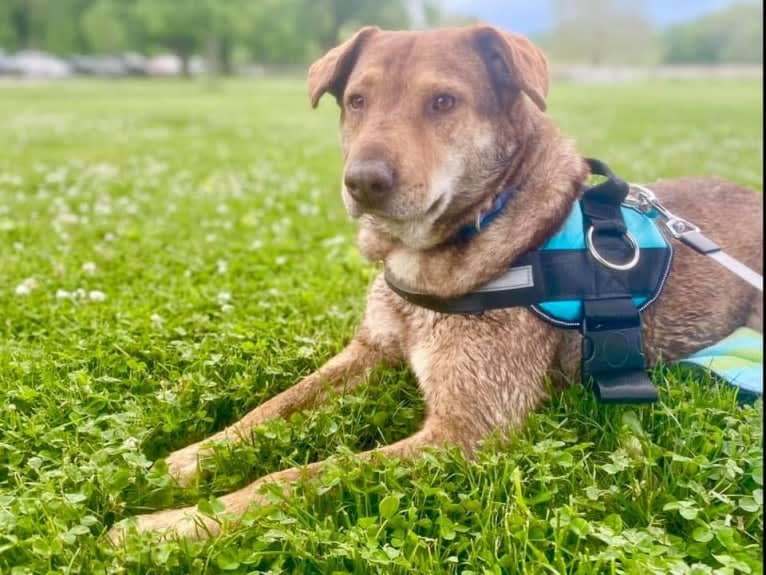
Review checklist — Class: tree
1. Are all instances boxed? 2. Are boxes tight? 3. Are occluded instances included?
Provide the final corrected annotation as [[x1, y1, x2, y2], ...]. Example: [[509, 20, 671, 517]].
[[134, 0, 211, 75], [0, 0, 17, 49], [81, 0, 130, 54], [0, 0, 49, 51], [546, 0, 657, 65], [43, 0, 91, 54], [305, 0, 411, 53], [237, 0, 312, 66], [205, 1, 245, 75], [662, 2, 762, 64], [0, 0, 445, 70], [235, 0, 413, 66], [414, 0, 477, 28]]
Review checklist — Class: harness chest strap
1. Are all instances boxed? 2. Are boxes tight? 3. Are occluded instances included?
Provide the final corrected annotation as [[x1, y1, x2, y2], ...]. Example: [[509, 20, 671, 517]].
[[567, 159, 659, 403]]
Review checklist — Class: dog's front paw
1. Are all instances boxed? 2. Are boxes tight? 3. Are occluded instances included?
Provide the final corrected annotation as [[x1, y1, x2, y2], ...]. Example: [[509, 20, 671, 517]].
[[107, 506, 222, 545], [165, 445, 209, 486]]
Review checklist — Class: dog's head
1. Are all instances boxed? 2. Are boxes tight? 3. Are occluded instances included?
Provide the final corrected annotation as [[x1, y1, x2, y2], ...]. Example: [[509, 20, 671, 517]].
[[308, 26, 551, 249]]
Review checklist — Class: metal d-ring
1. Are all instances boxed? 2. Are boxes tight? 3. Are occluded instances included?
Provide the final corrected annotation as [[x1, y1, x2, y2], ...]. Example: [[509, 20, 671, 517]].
[[586, 226, 640, 271]]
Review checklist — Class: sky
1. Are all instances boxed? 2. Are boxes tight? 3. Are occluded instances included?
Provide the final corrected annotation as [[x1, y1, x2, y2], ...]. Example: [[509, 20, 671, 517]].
[[441, 0, 758, 36]]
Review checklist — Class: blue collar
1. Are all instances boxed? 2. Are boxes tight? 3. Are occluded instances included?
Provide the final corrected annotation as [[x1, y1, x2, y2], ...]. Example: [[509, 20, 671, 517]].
[[455, 188, 515, 242]]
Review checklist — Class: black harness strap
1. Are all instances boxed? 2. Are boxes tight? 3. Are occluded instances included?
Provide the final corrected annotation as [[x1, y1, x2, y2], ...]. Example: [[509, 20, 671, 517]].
[[579, 162, 658, 402], [581, 298, 657, 402], [384, 248, 670, 315]]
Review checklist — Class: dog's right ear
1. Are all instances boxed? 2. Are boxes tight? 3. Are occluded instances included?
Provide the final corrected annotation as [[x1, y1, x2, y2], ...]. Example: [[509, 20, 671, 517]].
[[308, 27, 379, 109]]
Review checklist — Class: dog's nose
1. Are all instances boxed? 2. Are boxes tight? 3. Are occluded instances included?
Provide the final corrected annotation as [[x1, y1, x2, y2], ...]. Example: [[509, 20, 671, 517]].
[[344, 160, 394, 206]]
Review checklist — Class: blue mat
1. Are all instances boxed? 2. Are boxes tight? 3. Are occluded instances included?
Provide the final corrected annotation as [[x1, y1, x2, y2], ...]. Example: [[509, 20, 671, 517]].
[[678, 327, 763, 401]]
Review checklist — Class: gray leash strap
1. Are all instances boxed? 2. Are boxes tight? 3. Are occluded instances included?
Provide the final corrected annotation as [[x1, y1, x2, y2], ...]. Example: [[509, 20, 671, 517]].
[[628, 184, 763, 292], [707, 251, 763, 291]]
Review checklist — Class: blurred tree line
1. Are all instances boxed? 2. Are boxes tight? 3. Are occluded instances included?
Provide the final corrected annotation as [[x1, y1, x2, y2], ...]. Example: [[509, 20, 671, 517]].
[[661, 2, 762, 64], [0, 0, 761, 71], [545, 0, 762, 65], [0, 0, 445, 73]]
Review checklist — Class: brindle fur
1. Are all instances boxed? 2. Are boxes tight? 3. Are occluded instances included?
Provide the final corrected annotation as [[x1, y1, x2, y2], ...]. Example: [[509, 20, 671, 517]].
[[108, 26, 762, 542]]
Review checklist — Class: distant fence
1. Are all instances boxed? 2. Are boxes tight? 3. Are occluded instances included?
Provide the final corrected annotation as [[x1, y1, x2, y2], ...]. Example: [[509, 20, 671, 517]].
[[552, 64, 762, 84]]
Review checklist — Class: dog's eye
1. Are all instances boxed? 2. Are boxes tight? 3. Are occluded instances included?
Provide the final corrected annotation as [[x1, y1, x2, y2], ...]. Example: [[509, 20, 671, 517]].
[[431, 94, 456, 113], [347, 94, 366, 111]]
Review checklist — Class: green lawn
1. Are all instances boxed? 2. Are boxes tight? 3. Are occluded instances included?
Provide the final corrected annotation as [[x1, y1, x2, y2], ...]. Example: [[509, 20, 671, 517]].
[[0, 78, 762, 574]]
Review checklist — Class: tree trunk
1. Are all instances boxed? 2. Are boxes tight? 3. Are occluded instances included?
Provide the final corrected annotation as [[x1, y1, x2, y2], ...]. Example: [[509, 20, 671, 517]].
[[180, 52, 191, 77], [319, 0, 343, 52], [220, 36, 233, 75], [206, 35, 220, 77]]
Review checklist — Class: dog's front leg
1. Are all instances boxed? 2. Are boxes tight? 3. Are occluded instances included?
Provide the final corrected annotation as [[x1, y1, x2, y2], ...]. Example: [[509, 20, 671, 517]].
[[107, 416, 466, 543], [109, 310, 558, 544], [165, 332, 395, 484]]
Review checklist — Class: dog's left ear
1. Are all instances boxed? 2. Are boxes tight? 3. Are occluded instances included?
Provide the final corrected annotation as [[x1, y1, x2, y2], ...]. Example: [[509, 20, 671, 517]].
[[308, 26, 379, 109], [473, 26, 549, 112]]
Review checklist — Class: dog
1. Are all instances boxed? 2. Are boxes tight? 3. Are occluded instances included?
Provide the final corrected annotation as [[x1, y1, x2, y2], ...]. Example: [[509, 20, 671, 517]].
[[108, 25, 763, 542]]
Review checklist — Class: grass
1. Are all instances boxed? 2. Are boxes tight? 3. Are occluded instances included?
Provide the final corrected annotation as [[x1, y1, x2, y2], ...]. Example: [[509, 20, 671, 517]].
[[0, 78, 762, 574]]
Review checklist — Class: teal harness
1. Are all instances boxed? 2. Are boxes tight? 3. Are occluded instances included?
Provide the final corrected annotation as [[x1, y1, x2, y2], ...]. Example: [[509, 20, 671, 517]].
[[530, 200, 672, 328], [386, 159, 673, 404]]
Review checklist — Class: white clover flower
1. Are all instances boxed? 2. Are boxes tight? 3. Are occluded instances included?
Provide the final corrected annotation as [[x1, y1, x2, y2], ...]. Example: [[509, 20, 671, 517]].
[[217, 291, 231, 305], [14, 277, 38, 296], [150, 313, 164, 325], [122, 437, 139, 449], [216, 259, 228, 274], [221, 304, 234, 314], [56, 289, 73, 300], [57, 212, 79, 225], [88, 290, 107, 302], [82, 261, 97, 275], [155, 389, 177, 403], [94, 201, 112, 216], [298, 203, 319, 216]]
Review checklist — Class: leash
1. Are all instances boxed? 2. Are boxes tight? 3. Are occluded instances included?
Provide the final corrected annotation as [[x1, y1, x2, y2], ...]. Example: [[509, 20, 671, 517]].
[[626, 184, 763, 292]]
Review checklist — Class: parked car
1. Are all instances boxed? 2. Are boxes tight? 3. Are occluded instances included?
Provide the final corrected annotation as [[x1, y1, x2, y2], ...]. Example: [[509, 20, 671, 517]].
[[121, 52, 146, 76], [188, 55, 206, 76], [146, 53, 181, 76], [69, 54, 98, 75], [0, 51, 18, 75], [146, 53, 206, 76], [11, 50, 71, 78], [69, 54, 127, 76]]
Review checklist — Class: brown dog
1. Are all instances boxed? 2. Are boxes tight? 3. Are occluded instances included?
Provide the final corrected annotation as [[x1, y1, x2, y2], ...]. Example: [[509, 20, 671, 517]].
[[108, 25, 762, 542]]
